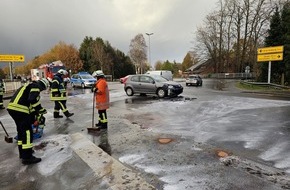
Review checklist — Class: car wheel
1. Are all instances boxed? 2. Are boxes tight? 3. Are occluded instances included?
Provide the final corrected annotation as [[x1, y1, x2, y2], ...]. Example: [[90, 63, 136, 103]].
[[126, 87, 134, 96], [157, 88, 166, 98], [71, 83, 75, 88], [186, 83, 188, 86], [81, 83, 85, 88]]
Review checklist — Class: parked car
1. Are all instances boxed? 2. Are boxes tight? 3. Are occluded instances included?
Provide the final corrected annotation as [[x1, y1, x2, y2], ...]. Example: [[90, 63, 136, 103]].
[[185, 75, 203, 86], [124, 74, 183, 98], [120, 75, 130, 84], [70, 72, 96, 88]]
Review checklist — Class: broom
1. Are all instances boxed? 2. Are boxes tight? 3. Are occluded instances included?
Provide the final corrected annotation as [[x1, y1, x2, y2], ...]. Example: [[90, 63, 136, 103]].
[[87, 91, 100, 133], [0, 121, 13, 143]]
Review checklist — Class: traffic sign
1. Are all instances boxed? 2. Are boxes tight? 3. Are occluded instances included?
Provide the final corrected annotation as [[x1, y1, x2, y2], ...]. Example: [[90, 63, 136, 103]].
[[0, 54, 25, 62], [257, 46, 284, 54], [257, 53, 283, 62]]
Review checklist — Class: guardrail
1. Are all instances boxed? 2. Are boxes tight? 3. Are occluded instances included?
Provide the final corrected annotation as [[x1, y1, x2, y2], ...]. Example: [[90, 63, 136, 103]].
[[240, 80, 290, 90]]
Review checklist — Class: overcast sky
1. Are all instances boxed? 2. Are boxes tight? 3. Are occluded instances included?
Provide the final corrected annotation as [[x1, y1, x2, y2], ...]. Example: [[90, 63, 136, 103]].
[[0, 0, 218, 67]]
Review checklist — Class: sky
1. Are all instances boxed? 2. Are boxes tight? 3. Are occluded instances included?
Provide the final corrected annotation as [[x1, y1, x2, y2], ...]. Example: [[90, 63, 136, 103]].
[[0, 0, 218, 67]]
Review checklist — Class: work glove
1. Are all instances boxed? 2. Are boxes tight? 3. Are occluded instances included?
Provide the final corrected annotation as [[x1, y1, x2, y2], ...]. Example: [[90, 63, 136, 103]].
[[38, 108, 47, 115], [94, 87, 98, 93]]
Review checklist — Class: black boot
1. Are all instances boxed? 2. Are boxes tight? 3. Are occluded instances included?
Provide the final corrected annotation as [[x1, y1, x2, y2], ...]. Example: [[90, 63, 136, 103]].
[[22, 156, 41, 165], [54, 112, 63, 118], [64, 111, 74, 118]]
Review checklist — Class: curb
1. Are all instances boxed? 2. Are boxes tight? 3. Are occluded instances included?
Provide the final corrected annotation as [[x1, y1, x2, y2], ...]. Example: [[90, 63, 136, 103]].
[[70, 133, 155, 190]]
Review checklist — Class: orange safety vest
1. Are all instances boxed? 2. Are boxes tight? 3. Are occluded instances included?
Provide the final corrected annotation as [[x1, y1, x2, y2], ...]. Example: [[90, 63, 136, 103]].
[[95, 78, 109, 110]]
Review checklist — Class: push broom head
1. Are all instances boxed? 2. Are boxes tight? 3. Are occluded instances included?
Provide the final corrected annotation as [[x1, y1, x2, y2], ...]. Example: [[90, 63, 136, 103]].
[[5, 136, 13, 143]]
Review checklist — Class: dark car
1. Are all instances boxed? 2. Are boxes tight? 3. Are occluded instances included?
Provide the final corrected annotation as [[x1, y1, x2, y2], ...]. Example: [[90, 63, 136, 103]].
[[185, 75, 203, 86], [70, 72, 96, 88], [124, 74, 183, 98]]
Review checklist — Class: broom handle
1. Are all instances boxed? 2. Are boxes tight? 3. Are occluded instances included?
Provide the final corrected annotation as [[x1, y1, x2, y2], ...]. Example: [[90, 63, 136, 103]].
[[0, 121, 10, 137], [92, 91, 96, 128]]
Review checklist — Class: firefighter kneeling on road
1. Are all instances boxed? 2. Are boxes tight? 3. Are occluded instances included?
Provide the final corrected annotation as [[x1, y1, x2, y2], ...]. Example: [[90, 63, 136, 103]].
[[50, 69, 74, 118], [7, 78, 49, 165]]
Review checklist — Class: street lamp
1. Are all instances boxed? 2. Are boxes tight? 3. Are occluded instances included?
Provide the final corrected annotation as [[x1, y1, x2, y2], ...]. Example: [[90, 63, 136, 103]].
[[146, 32, 153, 67]]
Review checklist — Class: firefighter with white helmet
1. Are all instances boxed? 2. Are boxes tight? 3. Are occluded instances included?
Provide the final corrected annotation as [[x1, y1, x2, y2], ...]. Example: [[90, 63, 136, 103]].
[[93, 70, 110, 130], [50, 69, 74, 118], [7, 78, 49, 164]]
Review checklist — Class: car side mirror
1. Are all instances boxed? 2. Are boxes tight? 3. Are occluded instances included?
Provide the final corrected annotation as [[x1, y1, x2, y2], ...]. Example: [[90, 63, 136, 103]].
[[152, 81, 155, 84]]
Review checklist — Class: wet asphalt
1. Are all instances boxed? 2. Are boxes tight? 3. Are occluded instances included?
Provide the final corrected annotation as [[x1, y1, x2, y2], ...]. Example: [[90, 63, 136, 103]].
[[1, 79, 290, 189]]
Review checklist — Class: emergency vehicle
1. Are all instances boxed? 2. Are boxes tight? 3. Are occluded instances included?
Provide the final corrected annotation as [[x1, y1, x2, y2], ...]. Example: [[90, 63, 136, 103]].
[[30, 60, 68, 81]]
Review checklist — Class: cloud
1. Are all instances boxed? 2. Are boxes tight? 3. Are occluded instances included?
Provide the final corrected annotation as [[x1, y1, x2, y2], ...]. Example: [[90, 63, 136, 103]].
[[0, 0, 217, 65]]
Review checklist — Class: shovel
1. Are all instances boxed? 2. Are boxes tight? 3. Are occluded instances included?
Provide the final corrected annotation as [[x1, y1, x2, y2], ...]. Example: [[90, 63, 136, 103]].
[[87, 91, 101, 133], [0, 121, 13, 143]]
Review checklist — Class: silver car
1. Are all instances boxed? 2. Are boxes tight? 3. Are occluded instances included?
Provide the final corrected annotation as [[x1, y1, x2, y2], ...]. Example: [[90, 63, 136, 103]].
[[124, 74, 183, 98]]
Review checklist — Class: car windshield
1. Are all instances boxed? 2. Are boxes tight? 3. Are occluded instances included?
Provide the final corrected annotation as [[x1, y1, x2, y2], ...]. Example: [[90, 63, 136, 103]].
[[189, 75, 198, 79], [149, 74, 168, 82], [81, 75, 94, 79]]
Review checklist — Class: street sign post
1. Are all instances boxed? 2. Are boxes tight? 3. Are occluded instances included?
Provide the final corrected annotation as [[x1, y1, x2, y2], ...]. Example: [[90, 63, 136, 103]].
[[257, 46, 284, 55], [257, 46, 284, 83], [0, 54, 25, 62], [257, 53, 283, 62], [0, 54, 25, 80]]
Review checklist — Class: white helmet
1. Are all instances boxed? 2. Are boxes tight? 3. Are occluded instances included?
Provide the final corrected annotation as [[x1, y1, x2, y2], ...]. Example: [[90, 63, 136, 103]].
[[57, 69, 68, 75], [38, 78, 50, 90], [94, 70, 104, 77]]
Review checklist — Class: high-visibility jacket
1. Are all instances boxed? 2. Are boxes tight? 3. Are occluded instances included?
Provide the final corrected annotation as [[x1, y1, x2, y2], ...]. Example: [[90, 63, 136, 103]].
[[7, 82, 46, 114], [95, 78, 109, 110], [0, 81, 4, 96], [50, 74, 67, 101]]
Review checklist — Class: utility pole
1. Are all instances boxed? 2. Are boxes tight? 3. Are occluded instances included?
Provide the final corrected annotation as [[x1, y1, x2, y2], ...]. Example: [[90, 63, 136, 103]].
[[145, 33, 153, 68]]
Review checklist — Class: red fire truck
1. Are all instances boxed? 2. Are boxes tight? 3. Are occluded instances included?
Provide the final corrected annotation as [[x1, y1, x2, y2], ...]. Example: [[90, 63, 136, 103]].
[[31, 60, 68, 82]]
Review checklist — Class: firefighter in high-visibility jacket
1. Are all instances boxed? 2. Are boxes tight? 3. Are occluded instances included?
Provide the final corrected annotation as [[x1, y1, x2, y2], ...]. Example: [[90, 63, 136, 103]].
[[50, 69, 74, 118], [93, 70, 110, 130], [0, 78, 5, 109], [7, 78, 49, 165]]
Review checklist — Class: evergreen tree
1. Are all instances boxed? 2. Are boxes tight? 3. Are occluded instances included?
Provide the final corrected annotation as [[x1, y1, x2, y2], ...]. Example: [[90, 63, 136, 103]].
[[262, 6, 283, 84], [281, 2, 290, 85]]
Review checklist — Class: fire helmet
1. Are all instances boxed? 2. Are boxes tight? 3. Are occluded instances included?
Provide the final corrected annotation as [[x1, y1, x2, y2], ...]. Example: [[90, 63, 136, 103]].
[[57, 69, 68, 75], [38, 78, 50, 90]]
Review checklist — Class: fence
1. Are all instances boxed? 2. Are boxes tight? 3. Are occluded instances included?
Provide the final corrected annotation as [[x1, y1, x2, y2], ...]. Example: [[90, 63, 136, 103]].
[[3, 81, 22, 93]]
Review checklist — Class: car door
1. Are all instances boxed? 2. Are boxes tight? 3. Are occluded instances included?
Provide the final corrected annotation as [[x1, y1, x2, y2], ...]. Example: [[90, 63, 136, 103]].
[[139, 75, 155, 93]]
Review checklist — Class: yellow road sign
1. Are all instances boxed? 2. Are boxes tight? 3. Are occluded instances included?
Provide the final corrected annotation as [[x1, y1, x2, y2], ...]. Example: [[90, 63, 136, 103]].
[[257, 53, 283, 62], [257, 46, 284, 54], [0, 54, 25, 62]]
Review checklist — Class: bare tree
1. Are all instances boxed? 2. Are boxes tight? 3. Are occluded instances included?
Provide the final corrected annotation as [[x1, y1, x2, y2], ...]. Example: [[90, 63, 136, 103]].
[[129, 34, 147, 74]]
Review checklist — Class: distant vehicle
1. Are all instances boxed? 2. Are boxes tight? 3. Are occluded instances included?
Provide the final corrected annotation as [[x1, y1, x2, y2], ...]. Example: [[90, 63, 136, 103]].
[[124, 74, 183, 98], [145, 70, 173, 81], [120, 75, 130, 84], [70, 72, 96, 88], [185, 75, 203, 86]]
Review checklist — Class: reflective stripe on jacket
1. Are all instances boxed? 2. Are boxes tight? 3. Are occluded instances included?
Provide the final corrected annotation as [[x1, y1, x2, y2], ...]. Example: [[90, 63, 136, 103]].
[[50, 74, 67, 101], [7, 82, 44, 114], [95, 78, 109, 110]]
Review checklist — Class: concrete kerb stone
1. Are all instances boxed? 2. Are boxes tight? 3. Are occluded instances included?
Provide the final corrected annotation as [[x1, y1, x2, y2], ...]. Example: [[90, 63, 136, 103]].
[[70, 133, 155, 190]]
